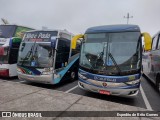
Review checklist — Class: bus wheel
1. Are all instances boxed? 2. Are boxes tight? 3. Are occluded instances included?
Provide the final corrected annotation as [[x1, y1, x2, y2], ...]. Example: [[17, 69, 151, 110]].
[[71, 71, 76, 81], [156, 74, 160, 92]]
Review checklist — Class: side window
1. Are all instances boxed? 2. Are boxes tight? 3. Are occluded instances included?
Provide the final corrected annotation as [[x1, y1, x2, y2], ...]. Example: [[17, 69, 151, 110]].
[[9, 48, 19, 64], [8, 38, 21, 64], [152, 35, 158, 50], [55, 39, 70, 69]]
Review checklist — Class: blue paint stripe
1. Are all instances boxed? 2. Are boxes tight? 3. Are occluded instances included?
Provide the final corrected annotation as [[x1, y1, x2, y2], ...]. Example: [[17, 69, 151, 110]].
[[79, 78, 140, 89], [53, 57, 79, 84], [18, 66, 41, 75], [79, 69, 140, 83]]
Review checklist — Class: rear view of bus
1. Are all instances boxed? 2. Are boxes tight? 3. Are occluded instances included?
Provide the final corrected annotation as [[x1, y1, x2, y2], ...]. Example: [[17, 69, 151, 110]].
[[78, 25, 149, 97], [17, 30, 79, 84], [0, 25, 33, 77]]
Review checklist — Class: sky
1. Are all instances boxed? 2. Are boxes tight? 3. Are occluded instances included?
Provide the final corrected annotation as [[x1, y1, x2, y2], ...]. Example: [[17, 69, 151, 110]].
[[0, 0, 160, 36]]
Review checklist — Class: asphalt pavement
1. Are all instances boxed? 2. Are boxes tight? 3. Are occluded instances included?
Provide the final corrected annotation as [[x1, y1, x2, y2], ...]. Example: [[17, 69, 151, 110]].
[[0, 75, 159, 119]]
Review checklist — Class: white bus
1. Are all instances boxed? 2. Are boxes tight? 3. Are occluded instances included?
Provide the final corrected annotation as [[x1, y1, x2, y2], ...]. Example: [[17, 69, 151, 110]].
[[143, 31, 160, 92], [0, 24, 33, 77], [17, 30, 80, 84]]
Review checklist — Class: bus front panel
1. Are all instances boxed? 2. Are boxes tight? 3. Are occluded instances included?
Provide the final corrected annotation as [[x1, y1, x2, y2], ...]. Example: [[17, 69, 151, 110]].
[[78, 31, 142, 96]]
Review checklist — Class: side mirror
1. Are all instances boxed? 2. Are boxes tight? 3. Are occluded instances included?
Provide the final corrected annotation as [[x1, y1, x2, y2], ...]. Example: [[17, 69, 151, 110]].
[[142, 32, 152, 51], [71, 34, 84, 49]]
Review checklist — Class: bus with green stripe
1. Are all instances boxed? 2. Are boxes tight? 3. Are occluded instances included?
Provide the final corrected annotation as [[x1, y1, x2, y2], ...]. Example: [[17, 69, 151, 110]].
[[17, 30, 80, 84], [0, 24, 33, 77]]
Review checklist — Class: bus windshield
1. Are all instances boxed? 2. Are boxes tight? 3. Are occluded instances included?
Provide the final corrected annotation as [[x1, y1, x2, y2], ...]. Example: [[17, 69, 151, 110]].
[[0, 25, 16, 38], [17, 31, 57, 68], [80, 32, 141, 75], [18, 42, 53, 68]]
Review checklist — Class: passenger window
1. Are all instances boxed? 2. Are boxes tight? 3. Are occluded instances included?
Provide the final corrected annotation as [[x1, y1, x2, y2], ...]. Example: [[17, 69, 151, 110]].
[[55, 39, 70, 69], [9, 48, 19, 64], [152, 35, 158, 50]]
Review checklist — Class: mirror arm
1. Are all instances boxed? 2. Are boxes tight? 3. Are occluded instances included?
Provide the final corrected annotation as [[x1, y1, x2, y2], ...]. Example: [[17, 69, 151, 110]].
[[71, 34, 84, 49], [142, 32, 152, 51]]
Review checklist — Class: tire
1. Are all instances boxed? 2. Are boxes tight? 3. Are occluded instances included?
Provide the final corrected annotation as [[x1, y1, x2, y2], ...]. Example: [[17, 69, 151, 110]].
[[71, 71, 76, 80], [70, 69, 78, 81], [156, 74, 160, 92]]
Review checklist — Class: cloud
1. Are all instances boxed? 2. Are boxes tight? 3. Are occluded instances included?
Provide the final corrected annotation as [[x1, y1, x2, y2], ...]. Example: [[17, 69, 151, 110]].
[[0, 0, 160, 35]]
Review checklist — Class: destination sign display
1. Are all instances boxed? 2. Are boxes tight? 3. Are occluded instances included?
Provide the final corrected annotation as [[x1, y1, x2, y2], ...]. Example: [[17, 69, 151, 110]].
[[23, 31, 58, 42]]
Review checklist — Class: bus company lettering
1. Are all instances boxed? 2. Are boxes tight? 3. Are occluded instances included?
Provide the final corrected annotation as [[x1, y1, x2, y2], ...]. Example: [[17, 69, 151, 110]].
[[25, 33, 51, 39], [38, 33, 50, 39], [94, 76, 116, 82], [25, 33, 37, 39]]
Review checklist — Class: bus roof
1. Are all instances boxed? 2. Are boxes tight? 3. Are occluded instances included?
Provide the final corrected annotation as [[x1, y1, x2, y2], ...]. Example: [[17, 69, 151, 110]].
[[25, 29, 74, 36], [0, 24, 34, 30], [85, 24, 140, 34]]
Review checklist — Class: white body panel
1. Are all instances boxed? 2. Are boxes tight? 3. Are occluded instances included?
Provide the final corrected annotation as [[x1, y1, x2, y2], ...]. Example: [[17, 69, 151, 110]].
[[0, 64, 17, 77]]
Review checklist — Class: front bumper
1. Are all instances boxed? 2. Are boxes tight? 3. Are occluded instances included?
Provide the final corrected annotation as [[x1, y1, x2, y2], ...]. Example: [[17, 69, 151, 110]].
[[78, 79, 140, 97], [18, 72, 53, 84]]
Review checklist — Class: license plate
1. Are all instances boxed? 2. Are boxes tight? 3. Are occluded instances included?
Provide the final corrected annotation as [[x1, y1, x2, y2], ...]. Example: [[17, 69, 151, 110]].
[[99, 90, 110, 95]]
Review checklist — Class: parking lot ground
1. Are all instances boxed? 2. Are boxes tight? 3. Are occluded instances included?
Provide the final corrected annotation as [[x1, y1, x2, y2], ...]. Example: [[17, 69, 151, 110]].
[[0, 79, 159, 120]]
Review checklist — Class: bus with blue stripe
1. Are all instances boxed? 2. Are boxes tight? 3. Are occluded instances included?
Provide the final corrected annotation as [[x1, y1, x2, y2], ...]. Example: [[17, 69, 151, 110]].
[[0, 24, 33, 77], [72, 24, 151, 97], [17, 30, 80, 84]]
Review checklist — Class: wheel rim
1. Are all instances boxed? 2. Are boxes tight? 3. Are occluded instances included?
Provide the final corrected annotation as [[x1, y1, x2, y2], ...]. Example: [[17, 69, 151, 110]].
[[71, 72, 75, 79]]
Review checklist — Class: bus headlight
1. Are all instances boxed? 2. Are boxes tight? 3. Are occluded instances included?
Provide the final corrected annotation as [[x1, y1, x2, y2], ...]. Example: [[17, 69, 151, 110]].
[[78, 73, 87, 80], [41, 71, 52, 75], [17, 68, 21, 72], [41, 68, 53, 75], [125, 79, 140, 85], [54, 74, 60, 79]]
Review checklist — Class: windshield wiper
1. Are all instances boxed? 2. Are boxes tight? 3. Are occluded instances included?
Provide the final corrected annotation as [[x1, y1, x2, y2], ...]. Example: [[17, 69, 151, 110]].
[[108, 53, 121, 74], [20, 44, 35, 66]]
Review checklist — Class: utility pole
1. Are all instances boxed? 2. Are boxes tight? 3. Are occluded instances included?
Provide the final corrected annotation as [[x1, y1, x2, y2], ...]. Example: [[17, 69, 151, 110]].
[[124, 13, 133, 24]]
